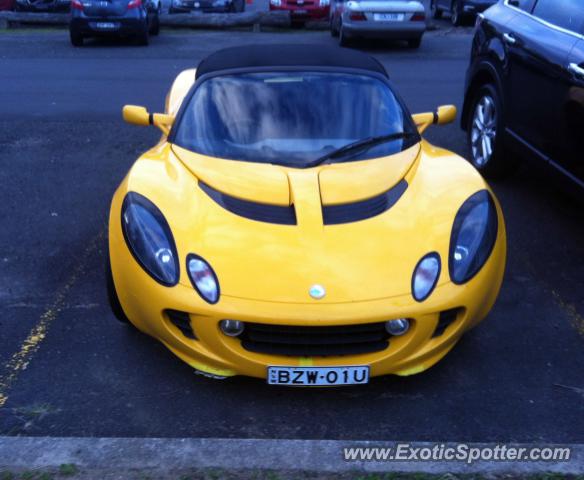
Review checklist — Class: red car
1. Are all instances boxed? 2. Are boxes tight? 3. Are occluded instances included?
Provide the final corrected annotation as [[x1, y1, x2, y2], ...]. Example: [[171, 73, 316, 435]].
[[0, 0, 15, 10], [269, 0, 329, 22]]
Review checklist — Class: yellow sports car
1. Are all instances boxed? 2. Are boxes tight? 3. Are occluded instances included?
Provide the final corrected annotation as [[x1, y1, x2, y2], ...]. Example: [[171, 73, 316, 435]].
[[107, 45, 506, 386]]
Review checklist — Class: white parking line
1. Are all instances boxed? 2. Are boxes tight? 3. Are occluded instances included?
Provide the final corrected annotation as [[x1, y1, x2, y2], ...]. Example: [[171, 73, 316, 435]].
[[0, 437, 582, 475]]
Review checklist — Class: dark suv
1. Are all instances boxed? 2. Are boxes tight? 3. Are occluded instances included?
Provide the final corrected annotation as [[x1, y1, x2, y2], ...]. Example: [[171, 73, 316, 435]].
[[461, 0, 584, 190], [431, 0, 497, 26]]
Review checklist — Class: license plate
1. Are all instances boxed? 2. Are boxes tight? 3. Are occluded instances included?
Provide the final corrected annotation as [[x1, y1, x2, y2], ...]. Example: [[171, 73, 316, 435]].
[[268, 366, 369, 386], [373, 12, 405, 21], [96, 22, 116, 29], [293, 9, 308, 14]]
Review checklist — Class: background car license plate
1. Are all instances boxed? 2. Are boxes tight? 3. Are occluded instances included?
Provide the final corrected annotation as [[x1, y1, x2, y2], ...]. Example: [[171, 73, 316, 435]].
[[294, 9, 308, 14], [268, 366, 369, 386], [373, 13, 405, 21], [96, 22, 116, 29]]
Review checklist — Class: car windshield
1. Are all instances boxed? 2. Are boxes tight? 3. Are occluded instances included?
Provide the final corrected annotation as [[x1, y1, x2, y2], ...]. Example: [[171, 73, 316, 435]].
[[172, 72, 419, 168]]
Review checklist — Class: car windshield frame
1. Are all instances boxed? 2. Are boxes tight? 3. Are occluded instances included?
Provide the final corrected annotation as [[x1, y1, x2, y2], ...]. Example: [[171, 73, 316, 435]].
[[169, 67, 420, 168]]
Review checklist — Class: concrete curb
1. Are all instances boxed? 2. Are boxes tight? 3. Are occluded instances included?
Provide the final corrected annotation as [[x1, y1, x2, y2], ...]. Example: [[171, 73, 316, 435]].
[[0, 437, 583, 475]]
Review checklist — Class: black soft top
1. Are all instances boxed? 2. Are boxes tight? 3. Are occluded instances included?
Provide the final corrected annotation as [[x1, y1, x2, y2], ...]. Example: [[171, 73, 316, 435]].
[[195, 44, 388, 79]]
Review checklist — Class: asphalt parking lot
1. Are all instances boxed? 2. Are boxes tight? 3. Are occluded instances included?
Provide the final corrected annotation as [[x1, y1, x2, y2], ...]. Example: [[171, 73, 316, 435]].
[[0, 28, 583, 444]]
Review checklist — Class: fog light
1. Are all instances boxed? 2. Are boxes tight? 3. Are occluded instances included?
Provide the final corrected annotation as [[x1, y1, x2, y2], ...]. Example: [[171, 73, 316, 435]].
[[219, 319, 245, 337], [386, 318, 410, 336]]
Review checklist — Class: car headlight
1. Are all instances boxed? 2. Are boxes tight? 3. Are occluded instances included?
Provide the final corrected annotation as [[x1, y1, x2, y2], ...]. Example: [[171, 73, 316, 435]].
[[121, 192, 179, 286], [412, 252, 441, 302], [319, 0, 329, 6], [187, 254, 220, 304], [449, 190, 498, 284], [270, 0, 281, 6]]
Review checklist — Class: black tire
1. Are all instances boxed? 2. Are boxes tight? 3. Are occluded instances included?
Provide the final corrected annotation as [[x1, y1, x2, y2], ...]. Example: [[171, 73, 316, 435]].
[[338, 21, 350, 47], [451, 0, 464, 26], [431, 0, 441, 18], [70, 30, 84, 47], [150, 9, 160, 35], [407, 37, 422, 48], [330, 15, 339, 37], [105, 254, 130, 325], [466, 83, 517, 178]]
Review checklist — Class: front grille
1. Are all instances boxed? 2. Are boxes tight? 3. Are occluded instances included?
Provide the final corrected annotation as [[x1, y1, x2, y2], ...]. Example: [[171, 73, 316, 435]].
[[165, 309, 197, 339], [240, 322, 390, 356], [432, 308, 460, 338], [199, 181, 297, 225], [322, 180, 408, 225]]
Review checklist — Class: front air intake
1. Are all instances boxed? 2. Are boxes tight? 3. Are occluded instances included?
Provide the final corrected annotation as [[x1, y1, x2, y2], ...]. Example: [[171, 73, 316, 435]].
[[239, 322, 390, 356], [165, 309, 197, 340]]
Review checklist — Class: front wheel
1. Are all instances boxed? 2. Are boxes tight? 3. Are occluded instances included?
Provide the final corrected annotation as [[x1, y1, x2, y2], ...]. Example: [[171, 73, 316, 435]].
[[338, 21, 350, 47], [467, 84, 516, 178], [451, 0, 464, 26], [149, 8, 160, 35], [431, 0, 441, 18], [330, 15, 339, 37]]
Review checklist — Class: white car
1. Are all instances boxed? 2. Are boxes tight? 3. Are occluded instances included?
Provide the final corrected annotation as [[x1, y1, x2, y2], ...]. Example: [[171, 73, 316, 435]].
[[330, 0, 427, 48]]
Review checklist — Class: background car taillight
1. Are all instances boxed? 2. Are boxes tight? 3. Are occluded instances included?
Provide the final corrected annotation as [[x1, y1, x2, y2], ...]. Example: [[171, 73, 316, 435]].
[[411, 12, 425, 21], [71, 0, 83, 10], [349, 11, 366, 21], [128, 0, 142, 8]]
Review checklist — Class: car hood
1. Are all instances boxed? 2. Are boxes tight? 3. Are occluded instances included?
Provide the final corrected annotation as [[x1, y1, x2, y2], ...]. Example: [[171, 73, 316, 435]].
[[126, 143, 485, 304]]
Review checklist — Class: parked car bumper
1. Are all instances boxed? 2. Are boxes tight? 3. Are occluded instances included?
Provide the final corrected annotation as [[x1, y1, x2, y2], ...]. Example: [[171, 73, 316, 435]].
[[269, 3, 329, 21], [15, 0, 69, 11], [169, 0, 233, 13], [342, 19, 425, 39], [70, 14, 147, 37]]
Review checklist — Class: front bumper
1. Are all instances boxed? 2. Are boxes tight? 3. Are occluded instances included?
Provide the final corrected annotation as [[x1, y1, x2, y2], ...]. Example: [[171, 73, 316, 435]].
[[342, 18, 425, 39], [109, 201, 506, 381], [269, 3, 329, 20]]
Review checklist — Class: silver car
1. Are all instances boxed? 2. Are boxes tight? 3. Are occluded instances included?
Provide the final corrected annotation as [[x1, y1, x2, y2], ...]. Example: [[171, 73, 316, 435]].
[[330, 0, 426, 48]]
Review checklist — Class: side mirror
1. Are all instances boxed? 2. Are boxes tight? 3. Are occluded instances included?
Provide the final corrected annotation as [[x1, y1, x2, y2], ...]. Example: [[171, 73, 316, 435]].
[[412, 105, 457, 133], [122, 105, 174, 136]]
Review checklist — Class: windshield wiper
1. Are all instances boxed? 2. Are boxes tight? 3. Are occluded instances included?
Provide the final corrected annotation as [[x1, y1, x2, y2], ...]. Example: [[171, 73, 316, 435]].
[[306, 131, 419, 168]]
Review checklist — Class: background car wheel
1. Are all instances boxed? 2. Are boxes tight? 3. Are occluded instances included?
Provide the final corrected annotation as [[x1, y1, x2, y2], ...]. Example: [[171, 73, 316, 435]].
[[338, 22, 350, 47], [431, 0, 441, 18], [150, 6, 161, 35], [451, 0, 464, 26], [467, 84, 516, 178], [233, 0, 245, 12], [70, 31, 84, 47], [407, 37, 422, 48], [330, 16, 339, 37]]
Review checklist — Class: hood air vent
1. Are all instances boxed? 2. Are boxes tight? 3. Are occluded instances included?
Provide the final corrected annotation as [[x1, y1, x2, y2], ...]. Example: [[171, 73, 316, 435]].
[[199, 181, 297, 225], [323, 180, 408, 225]]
